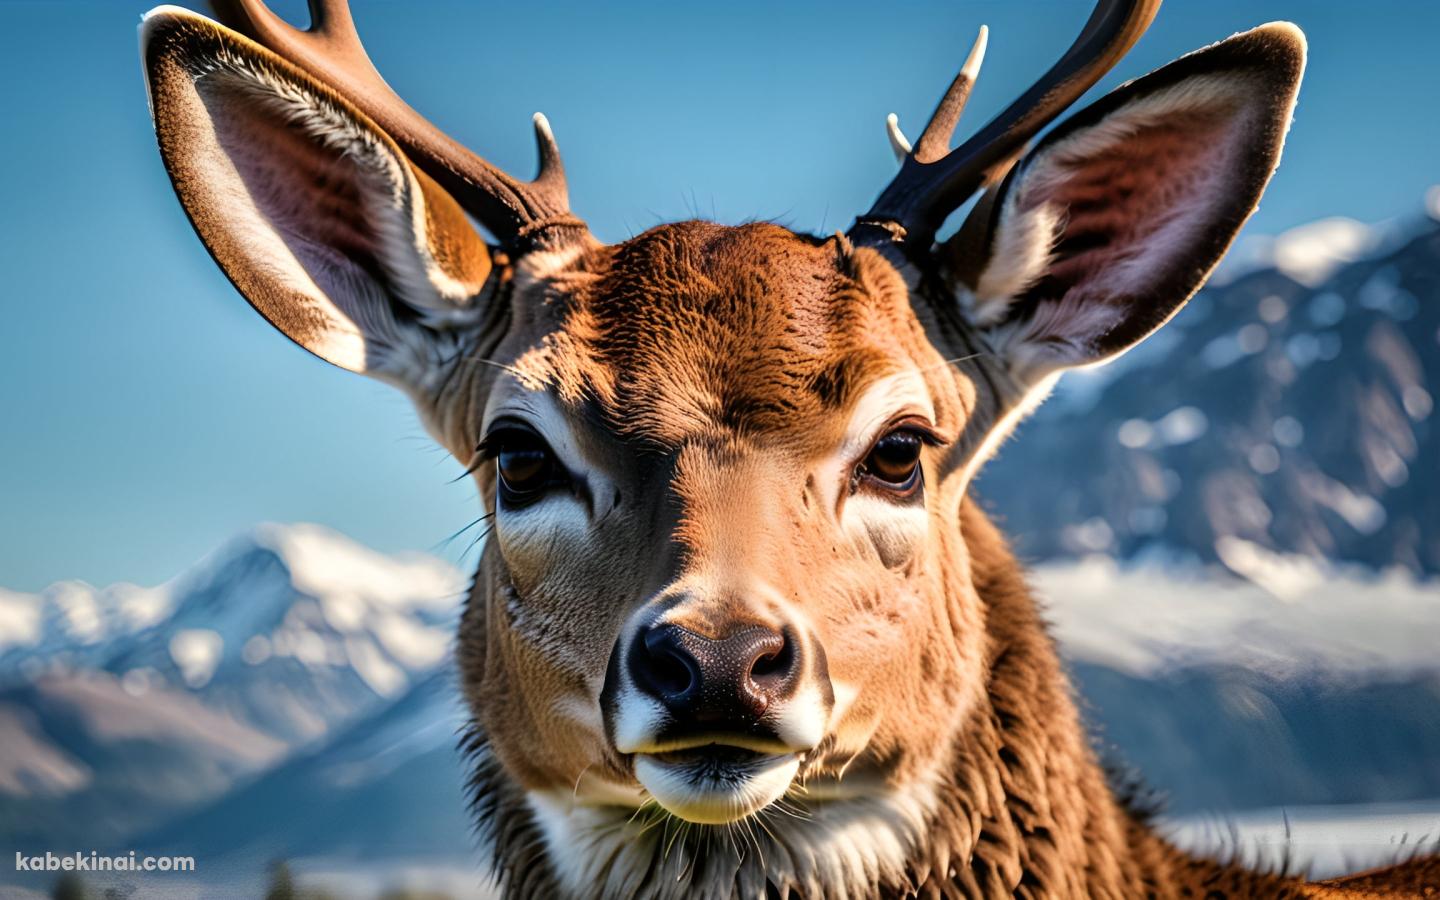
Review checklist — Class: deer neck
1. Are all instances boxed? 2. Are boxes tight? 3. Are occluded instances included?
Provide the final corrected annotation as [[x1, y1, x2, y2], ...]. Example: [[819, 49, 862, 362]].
[[955, 500, 1326, 898]]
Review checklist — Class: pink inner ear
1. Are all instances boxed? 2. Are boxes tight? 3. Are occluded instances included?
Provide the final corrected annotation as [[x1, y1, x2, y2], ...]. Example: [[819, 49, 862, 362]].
[[207, 83, 387, 286], [1024, 107, 1235, 310]]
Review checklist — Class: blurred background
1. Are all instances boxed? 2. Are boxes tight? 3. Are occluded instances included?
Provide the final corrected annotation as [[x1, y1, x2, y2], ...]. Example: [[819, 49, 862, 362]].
[[1, 1, 1436, 897]]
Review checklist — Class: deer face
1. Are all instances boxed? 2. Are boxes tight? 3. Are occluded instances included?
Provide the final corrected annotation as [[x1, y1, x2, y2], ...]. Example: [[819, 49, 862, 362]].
[[140, 0, 1303, 848], [460, 222, 989, 824]]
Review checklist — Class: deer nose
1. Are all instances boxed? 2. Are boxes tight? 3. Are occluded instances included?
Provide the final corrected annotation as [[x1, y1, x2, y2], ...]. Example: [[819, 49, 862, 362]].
[[629, 622, 801, 728]]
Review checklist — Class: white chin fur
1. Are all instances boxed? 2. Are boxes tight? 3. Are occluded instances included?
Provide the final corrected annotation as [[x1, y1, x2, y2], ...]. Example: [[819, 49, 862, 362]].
[[634, 753, 799, 825]]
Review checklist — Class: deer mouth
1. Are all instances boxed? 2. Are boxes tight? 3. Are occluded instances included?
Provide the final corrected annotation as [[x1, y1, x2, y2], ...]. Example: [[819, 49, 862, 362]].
[[633, 744, 800, 825]]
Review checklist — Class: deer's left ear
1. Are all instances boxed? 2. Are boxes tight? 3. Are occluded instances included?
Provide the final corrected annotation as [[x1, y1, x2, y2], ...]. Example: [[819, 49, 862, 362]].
[[942, 23, 1305, 388]]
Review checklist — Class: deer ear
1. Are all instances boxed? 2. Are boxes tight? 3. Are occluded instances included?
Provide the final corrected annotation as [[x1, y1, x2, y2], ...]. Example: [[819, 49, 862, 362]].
[[141, 8, 494, 387], [942, 23, 1304, 390]]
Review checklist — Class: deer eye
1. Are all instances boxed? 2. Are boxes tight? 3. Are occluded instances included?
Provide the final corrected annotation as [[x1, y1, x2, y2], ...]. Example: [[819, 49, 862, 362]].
[[486, 427, 557, 505], [858, 429, 925, 494]]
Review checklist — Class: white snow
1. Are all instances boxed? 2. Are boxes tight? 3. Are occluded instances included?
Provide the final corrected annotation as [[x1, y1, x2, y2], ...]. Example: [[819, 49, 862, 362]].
[[1270, 218, 1376, 287], [1301, 472, 1387, 535], [1213, 537, 1324, 600], [110, 583, 171, 631], [287, 627, 329, 668], [49, 582, 104, 644], [1114, 409, 1209, 449], [1168, 799, 1440, 880], [1211, 215, 1407, 289], [344, 634, 407, 697], [371, 610, 450, 669], [2, 523, 466, 708], [1040, 555, 1440, 681], [0, 705, 92, 798], [0, 588, 43, 652], [319, 591, 368, 632], [1117, 419, 1153, 449], [1153, 406, 1208, 445], [168, 628, 224, 688], [255, 522, 461, 612]]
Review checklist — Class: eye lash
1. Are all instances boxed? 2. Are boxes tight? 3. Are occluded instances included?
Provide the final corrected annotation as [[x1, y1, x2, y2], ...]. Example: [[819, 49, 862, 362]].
[[891, 418, 946, 447], [475, 435, 501, 461], [476, 419, 540, 461], [858, 417, 944, 465]]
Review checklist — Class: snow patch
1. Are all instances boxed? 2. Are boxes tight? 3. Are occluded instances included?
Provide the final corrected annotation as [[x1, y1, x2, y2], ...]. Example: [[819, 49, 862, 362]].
[[1214, 536, 1322, 600], [0, 706, 92, 798], [1040, 556, 1440, 680], [345, 635, 407, 697], [169, 628, 224, 688], [319, 592, 368, 632], [1271, 218, 1376, 287], [1213, 217, 1386, 288], [371, 611, 450, 669], [49, 583, 104, 644], [110, 583, 172, 631], [254, 522, 460, 611], [1168, 799, 1440, 880], [0, 589, 43, 652]]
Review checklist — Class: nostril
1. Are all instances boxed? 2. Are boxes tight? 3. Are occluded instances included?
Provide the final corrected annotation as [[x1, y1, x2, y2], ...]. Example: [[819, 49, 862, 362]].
[[746, 630, 798, 696], [633, 624, 702, 703], [748, 640, 792, 681], [649, 647, 696, 696]]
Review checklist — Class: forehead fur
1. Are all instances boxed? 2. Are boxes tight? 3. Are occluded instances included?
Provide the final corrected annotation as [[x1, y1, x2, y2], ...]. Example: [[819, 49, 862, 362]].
[[523, 220, 930, 448]]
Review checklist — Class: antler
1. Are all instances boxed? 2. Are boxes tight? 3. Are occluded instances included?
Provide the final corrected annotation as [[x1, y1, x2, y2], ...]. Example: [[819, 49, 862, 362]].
[[209, 0, 587, 251], [851, 0, 1162, 253]]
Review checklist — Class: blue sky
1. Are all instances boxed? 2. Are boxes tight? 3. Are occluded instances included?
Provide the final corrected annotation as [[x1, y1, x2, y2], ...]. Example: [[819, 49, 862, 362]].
[[2, 0, 1437, 592]]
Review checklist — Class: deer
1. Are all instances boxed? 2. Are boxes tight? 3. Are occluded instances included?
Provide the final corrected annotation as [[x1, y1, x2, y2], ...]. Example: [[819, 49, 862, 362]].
[[137, 0, 1438, 896]]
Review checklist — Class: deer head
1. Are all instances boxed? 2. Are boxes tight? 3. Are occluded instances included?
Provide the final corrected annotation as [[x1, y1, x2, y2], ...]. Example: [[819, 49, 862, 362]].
[[140, 0, 1304, 892]]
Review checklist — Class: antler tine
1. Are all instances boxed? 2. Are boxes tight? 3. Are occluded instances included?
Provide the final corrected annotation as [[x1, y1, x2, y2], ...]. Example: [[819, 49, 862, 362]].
[[852, 0, 1161, 253], [208, 0, 584, 250], [911, 26, 988, 165], [886, 114, 913, 164]]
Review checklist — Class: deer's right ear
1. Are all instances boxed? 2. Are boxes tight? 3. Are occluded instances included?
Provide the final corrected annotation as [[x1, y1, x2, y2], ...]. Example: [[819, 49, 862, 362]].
[[141, 8, 494, 386]]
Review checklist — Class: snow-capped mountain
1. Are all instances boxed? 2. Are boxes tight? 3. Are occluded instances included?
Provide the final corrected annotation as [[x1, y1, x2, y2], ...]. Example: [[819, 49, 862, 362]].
[[0, 524, 464, 851], [1, 523, 462, 737], [980, 203, 1440, 575], [137, 669, 477, 871]]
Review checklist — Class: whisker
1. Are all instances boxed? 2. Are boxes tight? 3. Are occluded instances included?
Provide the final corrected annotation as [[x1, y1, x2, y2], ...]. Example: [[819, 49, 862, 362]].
[[462, 522, 497, 560], [768, 796, 812, 822], [570, 763, 594, 807], [663, 815, 687, 859], [746, 816, 768, 871], [921, 351, 989, 373], [435, 513, 493, 553], [450, 453, 487, 483], [459, 355, 528, 380]]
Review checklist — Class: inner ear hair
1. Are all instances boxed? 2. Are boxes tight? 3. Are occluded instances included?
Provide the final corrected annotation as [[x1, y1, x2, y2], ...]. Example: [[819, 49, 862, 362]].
[[940, 23, 1305, 380]]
